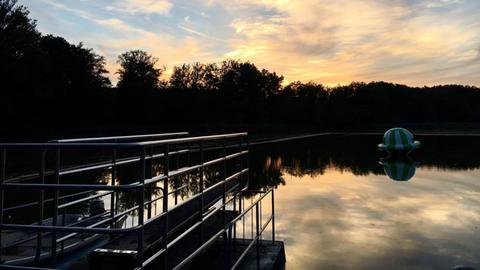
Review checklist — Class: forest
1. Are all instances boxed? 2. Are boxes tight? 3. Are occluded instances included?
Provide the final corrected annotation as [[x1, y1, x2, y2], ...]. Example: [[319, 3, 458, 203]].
[[1, 0, 480, 140]]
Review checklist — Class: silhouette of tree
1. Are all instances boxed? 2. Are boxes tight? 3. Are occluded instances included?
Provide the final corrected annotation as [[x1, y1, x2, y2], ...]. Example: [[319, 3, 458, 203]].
[[117, 50, 163, 91], [0, 0, 46, 127], [40, 35, 111, 93], [38, 35, 112, 124], [217, 60, 283, 99], [169, 62, 219, 91], [116, 50, 164, 124], [2, 0, 480, 140]]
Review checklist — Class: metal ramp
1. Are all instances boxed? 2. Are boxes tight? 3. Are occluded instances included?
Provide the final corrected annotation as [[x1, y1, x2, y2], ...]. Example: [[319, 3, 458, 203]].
[[0, 132, 282, 270]]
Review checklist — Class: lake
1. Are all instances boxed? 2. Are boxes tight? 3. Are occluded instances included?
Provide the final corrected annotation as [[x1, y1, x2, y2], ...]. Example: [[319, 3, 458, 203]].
[[250, 135, 480, 270], [2, 134, 480, 269]]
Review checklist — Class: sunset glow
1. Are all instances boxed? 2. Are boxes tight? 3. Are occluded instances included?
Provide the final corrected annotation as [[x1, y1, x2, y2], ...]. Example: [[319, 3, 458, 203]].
[[24, 0, 480, 86]]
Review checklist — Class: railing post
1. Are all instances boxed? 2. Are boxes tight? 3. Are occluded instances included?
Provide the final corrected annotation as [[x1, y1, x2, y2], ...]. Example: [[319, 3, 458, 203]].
[[222, 139, 227, 228], [146, 146, 153, 220], [255, 203, 260, 270], [242, 194, 245, 244], [224, 224, 233, 270], [234, 140, 243, 248], [61, 209, 66, 254], [163, 144, 170, 269], [51, 147, 60, 267], [271, 189, 275, 245], [163, 144, 169, 213], [199, 141, 205, 248], [174, 143, 179, 205], [246, 139, 250, 187], [111, 144, 117, 227], [0, 148, 5, 263], [35, 150, 46, 262], [199, 141, 204, 215], [137, 147, 146, 269]]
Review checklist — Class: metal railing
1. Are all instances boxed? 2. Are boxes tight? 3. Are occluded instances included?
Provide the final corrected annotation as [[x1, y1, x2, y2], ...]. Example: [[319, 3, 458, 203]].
[[0, 132, 275, 270]]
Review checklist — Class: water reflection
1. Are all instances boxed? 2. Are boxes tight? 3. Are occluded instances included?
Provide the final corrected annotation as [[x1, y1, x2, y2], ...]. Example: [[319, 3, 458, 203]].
[[250, 135, 480, 269], [250, 135, 480, 189], [379, 156, 419, 181]]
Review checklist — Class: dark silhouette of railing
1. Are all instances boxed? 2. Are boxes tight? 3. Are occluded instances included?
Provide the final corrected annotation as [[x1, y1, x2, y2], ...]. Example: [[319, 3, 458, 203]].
[[0, 132, 276, 270]]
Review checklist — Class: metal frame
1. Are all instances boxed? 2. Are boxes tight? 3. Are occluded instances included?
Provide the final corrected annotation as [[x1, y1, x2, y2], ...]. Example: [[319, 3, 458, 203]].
[[0, 132, 275, 270]]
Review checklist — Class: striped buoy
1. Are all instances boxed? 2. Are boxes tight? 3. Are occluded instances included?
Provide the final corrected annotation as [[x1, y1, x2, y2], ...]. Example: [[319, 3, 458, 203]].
[[380, 159, 417, 181], [378, 128, 420, 153]]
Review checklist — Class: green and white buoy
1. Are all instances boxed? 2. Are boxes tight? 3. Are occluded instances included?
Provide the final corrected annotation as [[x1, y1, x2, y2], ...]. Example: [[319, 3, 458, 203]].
[[378, 127, 421, 154], [379, 157, 418, 181]]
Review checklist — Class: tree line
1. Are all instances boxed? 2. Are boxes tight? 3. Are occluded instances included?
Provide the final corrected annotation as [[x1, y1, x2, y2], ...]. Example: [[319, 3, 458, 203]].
[[1, 0, 480, 140], [248, 135, 480, 189]]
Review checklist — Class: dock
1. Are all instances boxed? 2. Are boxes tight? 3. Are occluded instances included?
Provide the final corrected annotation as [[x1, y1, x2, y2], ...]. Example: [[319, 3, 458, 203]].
[[0, 133, 285, 269]]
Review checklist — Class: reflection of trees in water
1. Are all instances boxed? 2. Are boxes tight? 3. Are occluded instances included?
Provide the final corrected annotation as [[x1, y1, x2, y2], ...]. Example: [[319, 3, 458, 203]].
[[249, 135, 480, 189], [249, 156, 286, 191], [8, 136, 479, 222], [113, 156, 239, 210], [55, 135, 479, 210]]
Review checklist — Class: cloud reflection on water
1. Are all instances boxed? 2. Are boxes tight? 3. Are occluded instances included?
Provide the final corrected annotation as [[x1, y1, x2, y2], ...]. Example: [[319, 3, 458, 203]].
[[274, 167, 480, 269]]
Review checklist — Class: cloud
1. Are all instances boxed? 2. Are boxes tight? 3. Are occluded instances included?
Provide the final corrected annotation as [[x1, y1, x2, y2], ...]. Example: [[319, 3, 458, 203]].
[[217, 0, 480, 86], [178, 25, 209, 38], [425, 0, 463, 8], [273, 167, 480, 269], [24, 0, 480, 86], [105, 0, 173, 15], [29, 0, 219, 84]]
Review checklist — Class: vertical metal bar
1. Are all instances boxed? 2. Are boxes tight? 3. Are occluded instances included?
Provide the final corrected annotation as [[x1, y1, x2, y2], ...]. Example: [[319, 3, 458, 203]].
[[174, 144, 179, 205], [199, 141, 205, 249], [233, 193, 237, 251], [246, 139, 250, 187], [61, 209, 66, 254], [163, 145, 169, 212], [187, 143, 191, 168], [271, 189, 275, 245], [163, 144, 170, 269], [0, 148, 5, 263], [234, 140, 242, 246], [251, 197, 254, 240], [225, 225, 233, 270], [175, 143, 180, 170], [137, 147, 146, 269], [146, 146, 152, 220], [111, 146, 117, 226], [186, 142, 191, 199], [222, 139, 227, 229], [50, 147, 60, 266], [260, 200, 262, 241], [199, 141, 204, 215], [255, 203, 260, 270], [35, 150, 46, 262]]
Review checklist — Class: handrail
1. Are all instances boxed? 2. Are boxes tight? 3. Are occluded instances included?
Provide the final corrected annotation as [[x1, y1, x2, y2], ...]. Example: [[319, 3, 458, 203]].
[[0, 265, 60, 270], [170, 188, 274, 270], [2, 190, 92, 212], [0, 223, 139, 234], [136, 132, 248, 146], [1, 152, 249, 191], [0, 133, 247, 148], [3, 148, 190, 183], [0, 132, 251, 269], [52, 132, 189, 143], [1, 182, 141, 191]]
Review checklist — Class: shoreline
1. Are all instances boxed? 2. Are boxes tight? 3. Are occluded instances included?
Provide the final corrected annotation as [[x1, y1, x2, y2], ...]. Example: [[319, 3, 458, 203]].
[[248, 130, 480, 146]]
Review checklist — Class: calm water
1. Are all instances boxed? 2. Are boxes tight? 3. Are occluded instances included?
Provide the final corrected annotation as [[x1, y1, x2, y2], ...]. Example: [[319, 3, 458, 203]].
[[3, 135, 480, 269], [251, 135, 480, 270]]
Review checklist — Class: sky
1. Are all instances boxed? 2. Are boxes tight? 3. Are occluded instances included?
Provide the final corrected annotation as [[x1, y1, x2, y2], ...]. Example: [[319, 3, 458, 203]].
[[22, 0, 480, 86]]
